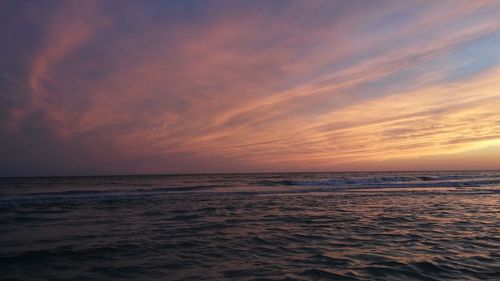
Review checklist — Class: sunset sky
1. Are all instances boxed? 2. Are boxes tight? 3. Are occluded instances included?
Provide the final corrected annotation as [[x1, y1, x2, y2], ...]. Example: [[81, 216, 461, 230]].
[[1, 0, 499, 176]]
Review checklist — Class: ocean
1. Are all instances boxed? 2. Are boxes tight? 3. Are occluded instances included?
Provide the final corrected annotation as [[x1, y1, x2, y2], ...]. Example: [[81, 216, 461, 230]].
[[0, 171, 499, 280]]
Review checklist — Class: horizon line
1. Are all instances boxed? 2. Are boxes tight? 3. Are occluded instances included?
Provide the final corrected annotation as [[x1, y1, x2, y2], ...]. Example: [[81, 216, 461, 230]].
[[2, 169, 499, 179]]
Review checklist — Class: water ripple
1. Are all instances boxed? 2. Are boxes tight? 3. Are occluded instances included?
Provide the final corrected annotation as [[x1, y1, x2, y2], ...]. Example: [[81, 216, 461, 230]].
[[1, 173, 499, 280]]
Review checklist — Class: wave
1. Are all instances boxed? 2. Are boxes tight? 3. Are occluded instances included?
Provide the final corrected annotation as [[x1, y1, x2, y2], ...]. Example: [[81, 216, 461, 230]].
[[289, 173, 500, 188], [1, 172, 499, 205], [0, 185, 223, 205]]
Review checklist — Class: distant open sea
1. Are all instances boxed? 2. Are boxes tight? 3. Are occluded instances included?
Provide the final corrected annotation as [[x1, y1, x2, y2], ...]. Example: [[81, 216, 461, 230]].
[[1, 171, 499, 280]]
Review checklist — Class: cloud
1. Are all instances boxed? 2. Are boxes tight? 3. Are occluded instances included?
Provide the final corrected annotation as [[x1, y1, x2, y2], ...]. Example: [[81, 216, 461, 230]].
[[0, 0, 499, 175]]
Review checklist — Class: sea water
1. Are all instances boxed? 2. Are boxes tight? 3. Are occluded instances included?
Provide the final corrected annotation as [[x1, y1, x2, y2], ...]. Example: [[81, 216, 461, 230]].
[[1, 171, 499, 280]]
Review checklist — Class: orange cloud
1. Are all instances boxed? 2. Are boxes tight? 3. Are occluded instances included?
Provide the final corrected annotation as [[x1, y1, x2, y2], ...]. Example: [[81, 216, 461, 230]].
[[1, 0, 499, 175]]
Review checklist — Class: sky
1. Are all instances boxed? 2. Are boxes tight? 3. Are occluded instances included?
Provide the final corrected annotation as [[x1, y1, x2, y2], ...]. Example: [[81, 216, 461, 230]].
[[1, 0, 499, 177]]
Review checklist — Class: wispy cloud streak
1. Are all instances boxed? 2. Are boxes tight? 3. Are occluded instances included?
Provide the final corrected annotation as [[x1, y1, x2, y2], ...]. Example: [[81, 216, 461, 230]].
[[0, 0, 499, 175]]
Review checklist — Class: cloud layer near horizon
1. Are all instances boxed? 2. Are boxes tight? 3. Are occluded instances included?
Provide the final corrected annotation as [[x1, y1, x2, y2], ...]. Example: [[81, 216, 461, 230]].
[[1, 0, 499, 176]]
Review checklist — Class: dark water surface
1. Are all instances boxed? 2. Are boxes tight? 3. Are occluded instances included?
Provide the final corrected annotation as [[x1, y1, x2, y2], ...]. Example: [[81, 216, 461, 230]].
[[1, 171, 499, 280]]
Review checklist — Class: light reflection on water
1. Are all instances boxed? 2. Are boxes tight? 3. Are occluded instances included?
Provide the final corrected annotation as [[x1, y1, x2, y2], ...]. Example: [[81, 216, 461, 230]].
[[0, 172, 499, 280]]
